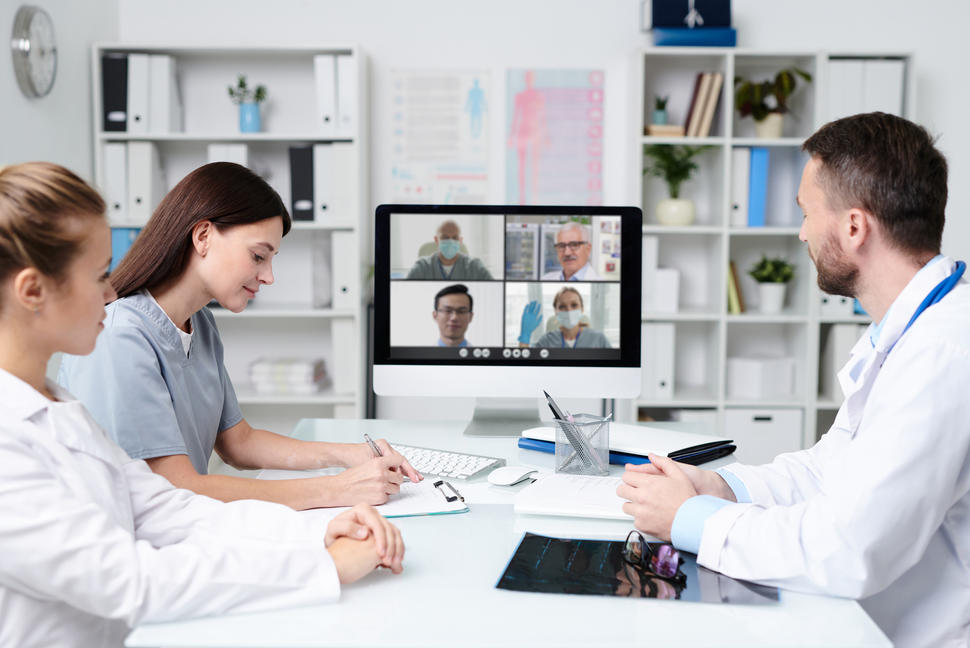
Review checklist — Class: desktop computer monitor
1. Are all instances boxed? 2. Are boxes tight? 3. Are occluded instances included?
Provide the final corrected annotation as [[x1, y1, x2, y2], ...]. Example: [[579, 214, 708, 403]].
[[373, 204, 642, 435]]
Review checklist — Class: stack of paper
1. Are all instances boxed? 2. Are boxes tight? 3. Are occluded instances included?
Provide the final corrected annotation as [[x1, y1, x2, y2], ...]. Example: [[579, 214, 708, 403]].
[[248, 357, 328, 395]]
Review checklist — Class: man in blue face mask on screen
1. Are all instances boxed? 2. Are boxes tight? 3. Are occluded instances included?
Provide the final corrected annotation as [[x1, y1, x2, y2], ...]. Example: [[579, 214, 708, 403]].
[[407, 220, 493, 280]]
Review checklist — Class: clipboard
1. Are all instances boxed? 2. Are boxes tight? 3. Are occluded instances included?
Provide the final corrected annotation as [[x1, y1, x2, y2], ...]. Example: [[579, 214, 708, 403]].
[[377, 479, 469, 518], [258, 469, 469, 518]]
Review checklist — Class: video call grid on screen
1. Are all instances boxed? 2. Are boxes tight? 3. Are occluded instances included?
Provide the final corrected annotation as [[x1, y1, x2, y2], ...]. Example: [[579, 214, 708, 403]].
[[374, 204, 642, 367]]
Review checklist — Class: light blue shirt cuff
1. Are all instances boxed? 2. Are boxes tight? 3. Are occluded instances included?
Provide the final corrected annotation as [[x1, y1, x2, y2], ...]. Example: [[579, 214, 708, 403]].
[[671, 495, 734, 555], [716, 468, 752, 503]]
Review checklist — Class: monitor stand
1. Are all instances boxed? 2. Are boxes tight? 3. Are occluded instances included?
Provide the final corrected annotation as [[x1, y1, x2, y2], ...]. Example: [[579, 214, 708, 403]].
[[463, 397, 544, 437]]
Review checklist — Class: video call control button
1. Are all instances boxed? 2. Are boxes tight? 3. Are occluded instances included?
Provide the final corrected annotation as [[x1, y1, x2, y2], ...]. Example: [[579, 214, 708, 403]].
[[481, 348, 490, 358], [458, 348, 469, 358], [539, 349, 549, 358], [512, 349, 521, 358], [502, 349, 512, 358], [472, 348, 483, 358], [521, 349, 530, 358]]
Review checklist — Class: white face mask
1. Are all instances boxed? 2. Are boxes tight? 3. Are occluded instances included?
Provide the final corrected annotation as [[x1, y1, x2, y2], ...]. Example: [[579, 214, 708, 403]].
[[556, 309, 582, 329]]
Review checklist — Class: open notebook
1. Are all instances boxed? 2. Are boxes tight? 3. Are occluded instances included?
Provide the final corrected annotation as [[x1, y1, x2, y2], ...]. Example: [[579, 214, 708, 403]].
[[259, 469, 468, 518]]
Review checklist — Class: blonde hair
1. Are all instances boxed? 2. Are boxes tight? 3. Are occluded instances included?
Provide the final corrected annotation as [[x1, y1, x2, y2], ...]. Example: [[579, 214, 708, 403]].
[[552, 286, 583, 310], [0, 162, 105, 309]]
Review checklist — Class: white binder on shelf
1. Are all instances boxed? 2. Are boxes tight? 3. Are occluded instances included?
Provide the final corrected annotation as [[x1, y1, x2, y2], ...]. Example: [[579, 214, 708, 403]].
[[730, 147, 751, 227], [330, 318, 358, 395], [313, 54, 337, 136], [126, 142, 164, 226], [862, 59, 905, 116], [126, 53, 150, 134], [102, 143, 128, 226], [313, 142, 358, 222], [641, 322, 675, 400], [207, 143, 249, 167], [148, 54, 182, 133], [330, 230, 356, 309], [335, 54, 357, 136]]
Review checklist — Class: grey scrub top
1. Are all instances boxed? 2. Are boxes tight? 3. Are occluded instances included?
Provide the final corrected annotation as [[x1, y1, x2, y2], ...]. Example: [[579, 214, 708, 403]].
[[406, 253, 493, 280], [58, 293, 242, 474], [535, 327, 611, 349]]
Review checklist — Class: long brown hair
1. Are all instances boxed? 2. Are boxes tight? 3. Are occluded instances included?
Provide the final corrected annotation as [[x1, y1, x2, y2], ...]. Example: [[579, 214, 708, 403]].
[[0, 162, 105, 312], [110, 162, 291, 298]]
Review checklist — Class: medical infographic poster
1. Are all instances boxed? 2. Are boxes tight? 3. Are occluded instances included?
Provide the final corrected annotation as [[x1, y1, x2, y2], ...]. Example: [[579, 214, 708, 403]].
[[505, 69, 604, 206], [390, 70, 491, 204]]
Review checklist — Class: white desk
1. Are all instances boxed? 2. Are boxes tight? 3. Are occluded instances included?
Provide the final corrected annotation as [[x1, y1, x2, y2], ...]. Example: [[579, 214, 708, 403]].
[[126, 419, 890, 648]]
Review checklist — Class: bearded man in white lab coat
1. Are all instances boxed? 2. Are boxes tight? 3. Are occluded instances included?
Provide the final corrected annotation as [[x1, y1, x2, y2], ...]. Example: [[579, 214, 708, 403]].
[[618, 112, 970, 648]]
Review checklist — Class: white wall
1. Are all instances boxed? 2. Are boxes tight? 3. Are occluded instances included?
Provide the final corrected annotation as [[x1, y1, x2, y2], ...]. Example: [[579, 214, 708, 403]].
[[1, 0, 118, 179]]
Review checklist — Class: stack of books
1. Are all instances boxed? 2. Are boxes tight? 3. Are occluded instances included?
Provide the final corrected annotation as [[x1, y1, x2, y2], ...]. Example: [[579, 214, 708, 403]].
[[249, 358, 328, 395], [683, 71, 724, 137]]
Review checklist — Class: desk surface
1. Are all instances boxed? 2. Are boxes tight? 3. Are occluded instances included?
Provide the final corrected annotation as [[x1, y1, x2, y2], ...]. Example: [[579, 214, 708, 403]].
[[126, 419, 890, 648]]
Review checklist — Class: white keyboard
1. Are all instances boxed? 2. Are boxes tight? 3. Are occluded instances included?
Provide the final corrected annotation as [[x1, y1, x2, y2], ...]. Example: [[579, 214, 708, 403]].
[[393, 444, 505, 480]]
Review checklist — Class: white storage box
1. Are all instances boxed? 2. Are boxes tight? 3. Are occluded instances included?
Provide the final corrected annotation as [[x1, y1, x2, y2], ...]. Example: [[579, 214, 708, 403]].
[[727, 355, 795, 399], [724, 408, 802, 465]]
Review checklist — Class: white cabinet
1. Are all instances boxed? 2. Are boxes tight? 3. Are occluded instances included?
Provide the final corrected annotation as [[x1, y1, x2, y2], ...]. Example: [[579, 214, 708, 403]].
[[91, 44, 369, 433], [628, 48, 912, 450]]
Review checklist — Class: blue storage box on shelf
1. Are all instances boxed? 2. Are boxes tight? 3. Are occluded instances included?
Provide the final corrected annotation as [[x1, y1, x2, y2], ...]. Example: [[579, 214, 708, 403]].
[[653, 27, 737, 47]]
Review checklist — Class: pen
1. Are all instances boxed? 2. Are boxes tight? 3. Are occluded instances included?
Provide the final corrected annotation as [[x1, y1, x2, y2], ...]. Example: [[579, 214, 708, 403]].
[[363, 433, 383, 458]]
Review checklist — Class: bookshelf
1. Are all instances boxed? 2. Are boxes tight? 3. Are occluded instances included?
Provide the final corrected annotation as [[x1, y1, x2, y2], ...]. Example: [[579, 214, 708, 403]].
[[90, 43, 369, 434], [627, 48, 913, 449]]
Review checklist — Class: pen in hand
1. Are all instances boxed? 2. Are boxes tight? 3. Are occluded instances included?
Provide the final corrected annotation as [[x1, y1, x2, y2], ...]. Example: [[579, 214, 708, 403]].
[[363, 433, 383, 458]]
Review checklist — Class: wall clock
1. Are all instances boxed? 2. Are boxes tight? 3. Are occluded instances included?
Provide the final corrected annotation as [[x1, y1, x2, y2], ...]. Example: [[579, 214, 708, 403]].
[[11, 5, 57, 98]]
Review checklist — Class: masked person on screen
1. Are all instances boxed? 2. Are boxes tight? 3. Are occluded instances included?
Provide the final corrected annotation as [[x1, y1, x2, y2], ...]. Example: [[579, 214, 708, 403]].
[[517, 287, 610, 348], [406, 219, 493, 280], [59, 163, 421, 512], [0, 162, 406, 648], [616, 113, 970, 648], [433, 283, 473, 347], [541, 223, 601, 281]]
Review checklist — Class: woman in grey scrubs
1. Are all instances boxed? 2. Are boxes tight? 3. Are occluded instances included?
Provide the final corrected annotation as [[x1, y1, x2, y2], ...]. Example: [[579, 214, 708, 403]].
[[60, 162, 420, 510]]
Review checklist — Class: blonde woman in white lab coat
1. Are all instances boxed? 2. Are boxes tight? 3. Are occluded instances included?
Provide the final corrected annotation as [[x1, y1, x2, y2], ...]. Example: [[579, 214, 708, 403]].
[[617, 113, 970, 648], [0, 162, 406, 648]]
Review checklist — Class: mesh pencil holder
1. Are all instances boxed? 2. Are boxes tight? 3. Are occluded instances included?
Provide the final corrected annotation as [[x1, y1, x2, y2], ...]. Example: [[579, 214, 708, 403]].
[[554, 413, 610, 476]]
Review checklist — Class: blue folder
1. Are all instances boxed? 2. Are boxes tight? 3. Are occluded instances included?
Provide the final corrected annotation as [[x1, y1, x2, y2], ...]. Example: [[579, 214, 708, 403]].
[[652, 27, 737, 47], [517, 437, 736, 466]]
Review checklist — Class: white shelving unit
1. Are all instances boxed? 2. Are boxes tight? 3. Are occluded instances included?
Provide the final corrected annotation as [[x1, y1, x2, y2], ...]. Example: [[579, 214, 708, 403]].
[[627, 48, 913, 449], [91, 43, 369, 433]]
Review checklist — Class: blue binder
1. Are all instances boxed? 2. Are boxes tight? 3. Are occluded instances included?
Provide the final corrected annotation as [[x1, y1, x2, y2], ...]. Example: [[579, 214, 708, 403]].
[[747, 147, 770, 227], [516, 437, 736, 466]]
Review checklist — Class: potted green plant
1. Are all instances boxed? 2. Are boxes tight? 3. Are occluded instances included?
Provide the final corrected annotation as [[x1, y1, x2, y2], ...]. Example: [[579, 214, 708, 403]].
[[748, 254, 795, 313], [643, 144, 711, 225], [734, 67, 812, 138], [227, 74, 268, 133], [653, 95, 669, 125]]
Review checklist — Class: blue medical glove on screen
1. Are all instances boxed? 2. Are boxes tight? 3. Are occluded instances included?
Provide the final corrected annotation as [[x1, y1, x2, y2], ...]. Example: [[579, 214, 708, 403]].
[[518, 300, 543, 344]]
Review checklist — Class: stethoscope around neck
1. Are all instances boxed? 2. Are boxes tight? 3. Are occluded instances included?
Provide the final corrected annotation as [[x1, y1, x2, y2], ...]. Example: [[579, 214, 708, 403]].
[[885, 260, 966, 355]]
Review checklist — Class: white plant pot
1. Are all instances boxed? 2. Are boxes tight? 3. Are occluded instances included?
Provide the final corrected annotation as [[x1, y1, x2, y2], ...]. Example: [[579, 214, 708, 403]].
[[754, 112, 784, 139], [758, 282, 787, 313], [656, 198, 695, 226]]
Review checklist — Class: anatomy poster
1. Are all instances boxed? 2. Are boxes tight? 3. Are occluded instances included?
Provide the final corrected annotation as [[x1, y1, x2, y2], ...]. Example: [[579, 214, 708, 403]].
[[505, 69, 604, 206], [390, 70, 490, 204]]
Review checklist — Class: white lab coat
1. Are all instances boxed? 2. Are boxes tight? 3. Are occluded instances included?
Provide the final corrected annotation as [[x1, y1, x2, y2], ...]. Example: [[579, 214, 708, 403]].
[[0, 370, 340, 648], [698, 257, 970, 648]]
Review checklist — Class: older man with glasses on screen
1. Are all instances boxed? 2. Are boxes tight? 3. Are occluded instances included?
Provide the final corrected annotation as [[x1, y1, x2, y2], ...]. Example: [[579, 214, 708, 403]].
[[432, 284, 474, 347], [541, 222, 601, 281]]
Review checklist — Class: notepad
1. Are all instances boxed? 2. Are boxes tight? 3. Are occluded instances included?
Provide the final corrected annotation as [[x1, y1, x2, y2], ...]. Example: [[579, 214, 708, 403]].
[[514, 473, 632, 521], [258, 469, 469, 518]]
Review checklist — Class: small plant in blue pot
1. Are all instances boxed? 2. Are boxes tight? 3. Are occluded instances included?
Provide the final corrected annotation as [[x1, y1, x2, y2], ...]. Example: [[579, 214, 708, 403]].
[[228, 74, 267, 133], [653, 95, 669, 125]]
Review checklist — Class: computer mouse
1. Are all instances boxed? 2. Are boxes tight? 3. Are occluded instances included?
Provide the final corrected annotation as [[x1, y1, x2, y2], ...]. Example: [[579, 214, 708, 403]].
[[487, 465, 538, 486]]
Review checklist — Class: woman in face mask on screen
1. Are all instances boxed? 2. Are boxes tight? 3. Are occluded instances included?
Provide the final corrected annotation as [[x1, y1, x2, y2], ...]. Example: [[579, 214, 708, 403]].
[[520, 286, 611, 349]]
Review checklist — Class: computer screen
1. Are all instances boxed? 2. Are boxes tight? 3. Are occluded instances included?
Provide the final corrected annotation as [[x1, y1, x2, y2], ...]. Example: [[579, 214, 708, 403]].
[[373, 204, 642, 433]]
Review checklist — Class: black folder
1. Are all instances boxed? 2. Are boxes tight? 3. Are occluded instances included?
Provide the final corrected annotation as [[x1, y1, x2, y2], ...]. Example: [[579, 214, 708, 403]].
[[101, 53, 128, 132], [288, 145, 314, 221]]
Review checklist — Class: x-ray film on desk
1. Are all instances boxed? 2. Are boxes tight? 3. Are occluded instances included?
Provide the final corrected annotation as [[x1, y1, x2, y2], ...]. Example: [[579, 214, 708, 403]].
[[496, 533, 779, 604]]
